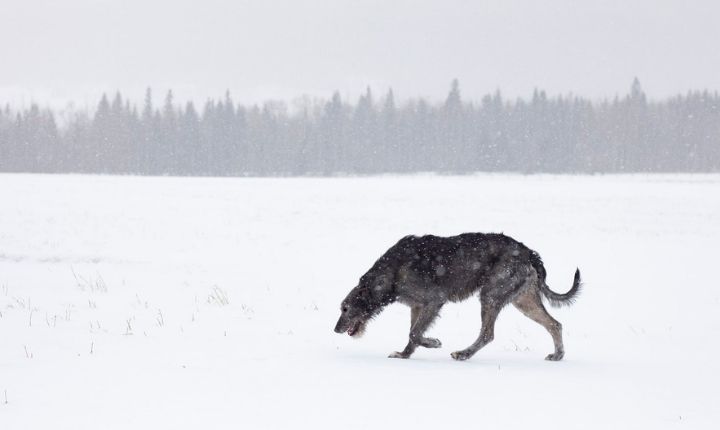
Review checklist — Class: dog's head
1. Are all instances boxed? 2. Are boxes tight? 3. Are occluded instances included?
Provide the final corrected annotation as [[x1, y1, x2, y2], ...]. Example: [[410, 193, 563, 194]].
[[333, 285, 372, 337], [334, 272, 394, 338]]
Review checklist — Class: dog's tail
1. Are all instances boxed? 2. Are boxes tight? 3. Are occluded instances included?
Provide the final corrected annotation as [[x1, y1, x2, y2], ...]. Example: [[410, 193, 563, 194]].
[[529, 251, 582, 308]]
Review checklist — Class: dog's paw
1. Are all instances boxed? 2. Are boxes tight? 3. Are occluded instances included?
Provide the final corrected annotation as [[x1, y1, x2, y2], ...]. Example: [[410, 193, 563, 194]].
[[388, 351, 410, 359], [545, 352, 564, 361], [451, 350, 473, 361], [421, 337, 442, 348]]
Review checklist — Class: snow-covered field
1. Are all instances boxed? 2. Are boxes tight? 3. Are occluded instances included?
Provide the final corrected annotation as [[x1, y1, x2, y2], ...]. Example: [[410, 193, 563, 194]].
[[1, 173, 719, 429]]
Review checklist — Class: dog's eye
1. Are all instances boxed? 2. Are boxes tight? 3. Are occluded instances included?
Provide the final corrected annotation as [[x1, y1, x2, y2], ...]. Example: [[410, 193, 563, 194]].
[[342, 307, 348, 313]]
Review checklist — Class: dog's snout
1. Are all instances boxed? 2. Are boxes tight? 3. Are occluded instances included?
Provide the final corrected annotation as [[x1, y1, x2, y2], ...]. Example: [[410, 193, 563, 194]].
[[334, 318, 345, 333]]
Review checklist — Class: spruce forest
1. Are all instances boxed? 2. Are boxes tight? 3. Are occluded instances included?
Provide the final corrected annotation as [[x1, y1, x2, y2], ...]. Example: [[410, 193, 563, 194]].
[[1, 79, 718, 176]]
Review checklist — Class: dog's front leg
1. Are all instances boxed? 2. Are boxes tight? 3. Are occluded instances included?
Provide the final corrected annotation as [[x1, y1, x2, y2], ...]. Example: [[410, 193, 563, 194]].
[[389, 304, 442, 359]]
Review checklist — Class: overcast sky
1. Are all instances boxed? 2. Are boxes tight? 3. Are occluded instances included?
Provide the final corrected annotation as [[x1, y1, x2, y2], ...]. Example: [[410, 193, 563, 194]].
[[1, 0, 719, 108]]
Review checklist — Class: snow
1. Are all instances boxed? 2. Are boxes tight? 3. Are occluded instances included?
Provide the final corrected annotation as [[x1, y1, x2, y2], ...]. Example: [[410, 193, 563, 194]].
[[1, 173, 719, 429]]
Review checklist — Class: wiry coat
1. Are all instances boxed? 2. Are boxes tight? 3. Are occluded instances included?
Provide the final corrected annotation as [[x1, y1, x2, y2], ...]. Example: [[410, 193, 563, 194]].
[[334, 233, 582, 361]]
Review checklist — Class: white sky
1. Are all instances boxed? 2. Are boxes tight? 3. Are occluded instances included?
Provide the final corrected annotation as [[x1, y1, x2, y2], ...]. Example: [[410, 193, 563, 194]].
[[1, 0, 719, 109]]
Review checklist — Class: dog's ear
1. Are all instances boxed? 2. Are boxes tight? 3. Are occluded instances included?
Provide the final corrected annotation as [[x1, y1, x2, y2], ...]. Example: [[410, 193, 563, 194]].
[[371, 272, 393, 297], [358, 286, 371, 299], [354, 285, 372, 304]]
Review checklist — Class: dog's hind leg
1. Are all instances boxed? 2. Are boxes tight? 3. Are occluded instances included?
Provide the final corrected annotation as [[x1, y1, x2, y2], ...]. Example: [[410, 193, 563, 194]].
[[512, 288, 564, 361], [450, 299, 501, 361], [389, 304, 443, 359]]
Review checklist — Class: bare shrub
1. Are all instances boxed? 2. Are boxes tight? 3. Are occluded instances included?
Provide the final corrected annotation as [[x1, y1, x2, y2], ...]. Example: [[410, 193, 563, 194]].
[[207, 286, 229, 306]]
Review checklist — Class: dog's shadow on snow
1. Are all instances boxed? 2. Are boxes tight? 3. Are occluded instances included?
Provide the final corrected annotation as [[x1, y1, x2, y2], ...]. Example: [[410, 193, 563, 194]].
[[337, 352, 600, 372]]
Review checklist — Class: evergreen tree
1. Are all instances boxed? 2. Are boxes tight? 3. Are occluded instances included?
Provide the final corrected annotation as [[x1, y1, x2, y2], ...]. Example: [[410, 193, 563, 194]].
[[1, 81, 719, 175]]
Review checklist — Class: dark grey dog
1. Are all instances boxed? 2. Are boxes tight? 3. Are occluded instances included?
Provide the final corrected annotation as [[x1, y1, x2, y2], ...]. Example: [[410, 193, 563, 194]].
[[334, 233, 581, 361]]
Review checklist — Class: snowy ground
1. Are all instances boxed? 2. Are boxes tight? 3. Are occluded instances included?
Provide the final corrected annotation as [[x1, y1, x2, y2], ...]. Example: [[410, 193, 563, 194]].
[[1, 173, 719, 429]]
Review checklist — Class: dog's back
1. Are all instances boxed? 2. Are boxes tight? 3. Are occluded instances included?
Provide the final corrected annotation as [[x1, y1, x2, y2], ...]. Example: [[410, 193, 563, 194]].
[[384, 233, 536, 303]]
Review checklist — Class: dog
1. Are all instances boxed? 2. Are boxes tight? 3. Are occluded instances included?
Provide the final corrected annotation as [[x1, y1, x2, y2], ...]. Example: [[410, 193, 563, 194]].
[[334, 233, 581, 361]]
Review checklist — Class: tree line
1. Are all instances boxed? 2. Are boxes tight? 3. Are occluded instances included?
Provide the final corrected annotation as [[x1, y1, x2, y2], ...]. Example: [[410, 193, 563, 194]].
[[1, 79, 718, 175]]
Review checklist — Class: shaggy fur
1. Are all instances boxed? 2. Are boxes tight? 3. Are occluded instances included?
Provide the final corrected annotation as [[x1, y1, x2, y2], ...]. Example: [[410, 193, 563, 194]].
[[334, 233, 582, 361]]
